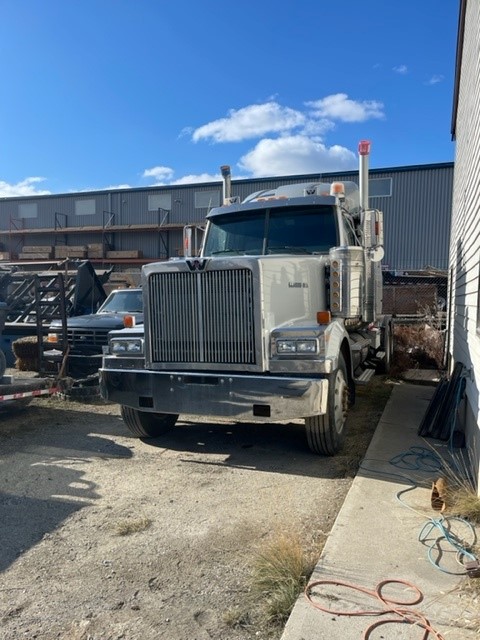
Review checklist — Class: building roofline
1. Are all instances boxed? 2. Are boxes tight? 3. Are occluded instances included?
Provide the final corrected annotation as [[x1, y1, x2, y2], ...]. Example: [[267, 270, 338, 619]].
[[0, 161, 455, 203], [451, 0, 467, 140]]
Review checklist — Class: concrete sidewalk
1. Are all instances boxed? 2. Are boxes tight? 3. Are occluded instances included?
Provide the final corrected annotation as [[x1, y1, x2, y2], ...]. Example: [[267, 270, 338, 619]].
[[281, 382, 478, 640]]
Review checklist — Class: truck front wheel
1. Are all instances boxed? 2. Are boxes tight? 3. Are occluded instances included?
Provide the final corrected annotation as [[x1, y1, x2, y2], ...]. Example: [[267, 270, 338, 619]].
[[305, 355, 349, 456], [120, 406, 178, 438]]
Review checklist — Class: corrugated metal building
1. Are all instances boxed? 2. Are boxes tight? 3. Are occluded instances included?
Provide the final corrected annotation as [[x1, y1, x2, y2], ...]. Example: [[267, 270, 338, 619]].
[[0, 162, 453, 271]]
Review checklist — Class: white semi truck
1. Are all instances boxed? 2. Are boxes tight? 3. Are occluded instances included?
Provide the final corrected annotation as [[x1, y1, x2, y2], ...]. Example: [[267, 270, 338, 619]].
[[99, 141, 392, 455]]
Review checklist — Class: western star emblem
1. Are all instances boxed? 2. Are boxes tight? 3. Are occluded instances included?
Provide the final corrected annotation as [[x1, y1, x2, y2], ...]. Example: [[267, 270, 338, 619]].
[[186, 258, 208, 272]]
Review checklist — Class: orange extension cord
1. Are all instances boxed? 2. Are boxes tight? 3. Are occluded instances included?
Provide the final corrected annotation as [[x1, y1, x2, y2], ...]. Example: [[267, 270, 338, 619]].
[[304, 578, 445, 639]]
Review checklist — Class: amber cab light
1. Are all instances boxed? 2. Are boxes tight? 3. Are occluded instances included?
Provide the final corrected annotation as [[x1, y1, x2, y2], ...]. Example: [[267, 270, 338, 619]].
[[123, 315, 136, 328], [316, 311, 332, 324]]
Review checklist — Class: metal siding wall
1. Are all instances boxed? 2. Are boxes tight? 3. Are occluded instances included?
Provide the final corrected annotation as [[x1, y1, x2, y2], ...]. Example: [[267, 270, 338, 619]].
[[0, 193, 111, 230], [0, 165, 453, 268], [369, 166, 453, 272]]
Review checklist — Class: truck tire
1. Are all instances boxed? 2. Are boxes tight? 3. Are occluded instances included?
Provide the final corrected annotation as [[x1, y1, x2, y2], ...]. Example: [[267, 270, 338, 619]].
[[305, 355, 349, 456], [120, 405, 178, 438]]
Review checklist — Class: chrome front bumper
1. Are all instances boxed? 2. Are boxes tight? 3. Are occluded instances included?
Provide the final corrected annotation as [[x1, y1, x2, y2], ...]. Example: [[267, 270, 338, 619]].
[[99, 366, 328, 421]]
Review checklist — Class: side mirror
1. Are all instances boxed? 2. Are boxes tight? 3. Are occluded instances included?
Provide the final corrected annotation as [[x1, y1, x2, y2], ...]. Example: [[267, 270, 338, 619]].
[[369, 246, 384, 263]]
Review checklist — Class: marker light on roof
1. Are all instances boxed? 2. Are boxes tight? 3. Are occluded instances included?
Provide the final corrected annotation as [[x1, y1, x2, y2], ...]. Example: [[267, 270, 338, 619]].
[[358, 140, 371, 156], [330, 182, 345, 198]]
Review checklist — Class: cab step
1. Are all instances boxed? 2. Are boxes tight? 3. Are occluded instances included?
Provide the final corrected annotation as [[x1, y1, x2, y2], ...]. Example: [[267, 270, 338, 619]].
[[354, 368, 376, 385], [363, 351, 385, 369]]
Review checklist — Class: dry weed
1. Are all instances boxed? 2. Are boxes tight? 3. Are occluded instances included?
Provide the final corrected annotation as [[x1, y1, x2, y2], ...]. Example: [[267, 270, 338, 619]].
[[249, 529, 319, 628], [223, 528, 317, 633], [391, 323, 445, 376], [114, 517, 152, 536]]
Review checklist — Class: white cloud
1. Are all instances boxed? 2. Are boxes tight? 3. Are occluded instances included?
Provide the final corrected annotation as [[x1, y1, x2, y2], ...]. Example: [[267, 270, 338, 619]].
[[102, 184, 132, 190], [171, 173, 222, 185], [238, 136, 357, 177], [0, 177, 50, 197], [393, 65, 408, 74], [306, 94, 384, 123], [426, 74, 444, 85], [142, 166, 175, 184], [191, 102, 305, 143]]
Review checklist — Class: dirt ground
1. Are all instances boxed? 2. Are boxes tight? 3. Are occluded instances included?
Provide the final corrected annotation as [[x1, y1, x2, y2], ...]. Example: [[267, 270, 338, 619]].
[[0, 376, 392, 640]]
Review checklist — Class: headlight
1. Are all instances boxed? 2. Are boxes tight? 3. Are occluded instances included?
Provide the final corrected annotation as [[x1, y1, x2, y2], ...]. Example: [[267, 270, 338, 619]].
[[277, 340, 297, 353], [276, 339, 318, 355], [110, 338, 143, 355], [47, 332, 60, 344]]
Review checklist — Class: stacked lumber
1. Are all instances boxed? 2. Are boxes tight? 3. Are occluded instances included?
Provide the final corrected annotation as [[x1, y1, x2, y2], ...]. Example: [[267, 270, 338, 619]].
[[54, 245, 87, 259], [87, 243, 104, 259], [19, 245, 53, 260], [103, 270, 141, 294], [106, 250, 143, 259]]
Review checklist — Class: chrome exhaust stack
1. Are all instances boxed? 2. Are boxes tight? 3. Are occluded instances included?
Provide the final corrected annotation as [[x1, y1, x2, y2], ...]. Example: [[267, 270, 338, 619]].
[[220, 165, 231, 204], [358, 140, 370, 211]]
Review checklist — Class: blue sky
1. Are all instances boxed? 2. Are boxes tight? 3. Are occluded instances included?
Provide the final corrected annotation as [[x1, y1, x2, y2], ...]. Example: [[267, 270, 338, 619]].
[[0, 0, 458, 196]]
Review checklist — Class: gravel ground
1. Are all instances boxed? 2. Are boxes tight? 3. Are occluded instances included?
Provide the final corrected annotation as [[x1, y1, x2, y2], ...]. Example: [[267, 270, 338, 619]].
[[0, 376, 392, 640]]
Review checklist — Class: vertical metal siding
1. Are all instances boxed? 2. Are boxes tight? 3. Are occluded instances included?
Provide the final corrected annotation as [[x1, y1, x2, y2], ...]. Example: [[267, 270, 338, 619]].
[[0, 165, 453, 268]]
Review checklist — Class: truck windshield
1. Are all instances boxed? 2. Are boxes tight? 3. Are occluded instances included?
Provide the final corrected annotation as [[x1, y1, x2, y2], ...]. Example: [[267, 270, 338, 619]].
[[204, 206, 338, 256], [98, 290, 143, 313]]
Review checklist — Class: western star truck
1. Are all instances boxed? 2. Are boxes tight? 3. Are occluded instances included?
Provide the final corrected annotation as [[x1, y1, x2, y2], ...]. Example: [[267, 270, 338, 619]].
[[100, 141, 392, 455]]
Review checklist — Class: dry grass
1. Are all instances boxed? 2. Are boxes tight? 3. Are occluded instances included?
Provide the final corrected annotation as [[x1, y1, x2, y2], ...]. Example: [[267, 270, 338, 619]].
[[448, 486, 480, 525], [114, 517, 152, 536], [428, 447, 480, 524], [249, 530, 318, 627], [428, 446, 480, 632], [224, 528, 322, 633], [454, 564, 480, 633]]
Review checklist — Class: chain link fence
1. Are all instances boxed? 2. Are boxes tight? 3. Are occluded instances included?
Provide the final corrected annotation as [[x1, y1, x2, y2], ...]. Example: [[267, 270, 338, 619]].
[[383, 270, 449, 372]]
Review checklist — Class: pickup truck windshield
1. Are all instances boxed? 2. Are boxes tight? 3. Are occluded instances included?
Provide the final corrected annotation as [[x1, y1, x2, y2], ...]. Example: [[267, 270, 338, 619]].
[[204, 206, 338, 256], [98, 290, 143, 313]]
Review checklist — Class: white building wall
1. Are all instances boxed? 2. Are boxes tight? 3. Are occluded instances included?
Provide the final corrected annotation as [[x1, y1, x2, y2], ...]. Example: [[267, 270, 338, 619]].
[[450, 0, 480, 490]]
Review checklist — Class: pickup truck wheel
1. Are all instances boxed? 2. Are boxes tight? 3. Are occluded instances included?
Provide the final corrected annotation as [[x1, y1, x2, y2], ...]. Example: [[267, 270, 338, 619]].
[[120, 406, 178, 438], [305, 355, 349, 456]]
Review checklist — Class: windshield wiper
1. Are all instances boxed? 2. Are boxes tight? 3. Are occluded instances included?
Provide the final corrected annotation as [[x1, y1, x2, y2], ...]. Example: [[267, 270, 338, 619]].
[[210, 249, 248, 255], [267, 246, 313, 255]]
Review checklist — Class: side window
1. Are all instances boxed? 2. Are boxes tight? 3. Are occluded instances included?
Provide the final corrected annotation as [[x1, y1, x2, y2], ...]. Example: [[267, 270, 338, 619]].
[[369, 178, 392, 198], [195, 190, 220, 209], [75, 199, 96, 216], [19, 203, 38, 219], [148, 194, 171, 211]]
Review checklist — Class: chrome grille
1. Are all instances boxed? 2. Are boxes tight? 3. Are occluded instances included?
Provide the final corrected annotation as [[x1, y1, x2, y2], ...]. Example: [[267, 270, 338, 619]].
[[148, 269, 256, 364]]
